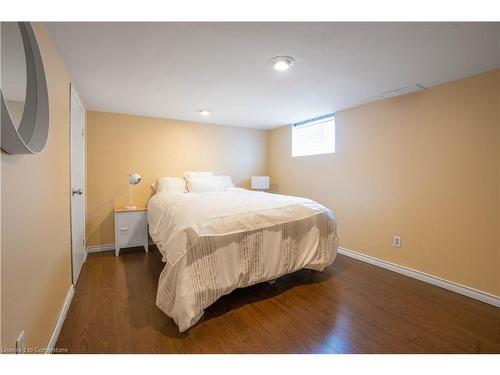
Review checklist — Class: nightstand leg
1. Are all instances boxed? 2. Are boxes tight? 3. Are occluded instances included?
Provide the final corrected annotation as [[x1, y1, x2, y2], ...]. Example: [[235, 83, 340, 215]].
[[115, 247, 120, 256], [144, 244, 148, 253]]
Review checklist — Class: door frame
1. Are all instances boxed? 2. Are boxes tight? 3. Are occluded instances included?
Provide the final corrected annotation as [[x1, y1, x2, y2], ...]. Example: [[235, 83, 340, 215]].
[[69, 83, 86, 284]]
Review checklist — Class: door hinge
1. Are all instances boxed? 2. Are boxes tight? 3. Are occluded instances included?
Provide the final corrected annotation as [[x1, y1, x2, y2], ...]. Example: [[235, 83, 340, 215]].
[[81, 129, 84, 136]]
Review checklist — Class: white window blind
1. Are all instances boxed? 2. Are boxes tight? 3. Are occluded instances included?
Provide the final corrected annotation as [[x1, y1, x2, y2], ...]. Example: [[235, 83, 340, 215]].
[[292, 114, 335, 157]]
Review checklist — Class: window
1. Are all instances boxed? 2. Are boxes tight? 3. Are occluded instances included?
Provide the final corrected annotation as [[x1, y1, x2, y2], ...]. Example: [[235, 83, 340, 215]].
[[292, 114, 335, 157]]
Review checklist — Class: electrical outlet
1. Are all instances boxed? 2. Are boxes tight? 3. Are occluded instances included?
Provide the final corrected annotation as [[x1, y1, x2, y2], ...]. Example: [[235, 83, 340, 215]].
[[16, 331, 25, 354], [393, 235, 401, 248]]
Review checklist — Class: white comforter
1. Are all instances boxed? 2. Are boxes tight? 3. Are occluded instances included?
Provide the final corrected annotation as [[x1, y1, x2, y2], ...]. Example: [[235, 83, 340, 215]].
[[148, 188, 338, 331]]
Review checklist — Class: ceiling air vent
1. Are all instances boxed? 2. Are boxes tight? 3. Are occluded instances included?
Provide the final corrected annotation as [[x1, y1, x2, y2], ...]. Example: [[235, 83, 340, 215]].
[[380, 84, 425, 99]]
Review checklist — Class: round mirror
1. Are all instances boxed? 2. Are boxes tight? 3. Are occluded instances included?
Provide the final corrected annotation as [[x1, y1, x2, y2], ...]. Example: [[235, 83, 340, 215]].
[[2, 22, 28, 129], [1, 22, 49, 155]]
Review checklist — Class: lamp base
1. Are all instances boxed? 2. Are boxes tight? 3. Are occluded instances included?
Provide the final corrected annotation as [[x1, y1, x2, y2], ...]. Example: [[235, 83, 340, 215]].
[[125, 205, 137, 210]]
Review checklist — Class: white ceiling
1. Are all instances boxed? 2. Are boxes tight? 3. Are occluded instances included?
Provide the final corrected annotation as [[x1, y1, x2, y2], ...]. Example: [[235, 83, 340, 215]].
[[45, 22, 500, 129]]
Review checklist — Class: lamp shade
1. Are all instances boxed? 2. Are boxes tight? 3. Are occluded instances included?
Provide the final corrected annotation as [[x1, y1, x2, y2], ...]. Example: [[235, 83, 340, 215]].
[[251, 176, 269, 190], [129, 173, 141, 185]]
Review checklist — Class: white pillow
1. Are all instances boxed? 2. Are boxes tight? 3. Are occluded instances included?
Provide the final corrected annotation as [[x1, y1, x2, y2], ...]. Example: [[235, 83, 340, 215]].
[[186, 175, 235, 192], [184, 171, 213, 180], [156, 177, 187, 193], [214, 175, 235, 190], [187, 177, 218, 193]]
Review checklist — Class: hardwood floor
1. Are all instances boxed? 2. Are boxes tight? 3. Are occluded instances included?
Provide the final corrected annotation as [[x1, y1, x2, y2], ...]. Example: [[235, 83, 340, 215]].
[[56, 247, 500, 353]]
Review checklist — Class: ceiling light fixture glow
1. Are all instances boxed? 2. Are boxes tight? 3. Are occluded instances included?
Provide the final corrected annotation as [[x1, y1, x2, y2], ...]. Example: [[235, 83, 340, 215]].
[[270, 56, 295, 72], [199, 110, 211, 116]]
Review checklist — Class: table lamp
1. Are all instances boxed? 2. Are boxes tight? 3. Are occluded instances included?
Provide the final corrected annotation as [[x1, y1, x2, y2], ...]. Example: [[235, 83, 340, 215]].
[[126, 173, 142, 210], [251, 176, 270, 191]]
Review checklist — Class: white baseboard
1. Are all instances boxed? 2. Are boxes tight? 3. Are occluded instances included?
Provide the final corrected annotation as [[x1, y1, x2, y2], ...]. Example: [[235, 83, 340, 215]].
[[86, 243, 114, 253], [45, 284, 74, 354], [87, 239, 154, 254], [338, 247, 500, 308]]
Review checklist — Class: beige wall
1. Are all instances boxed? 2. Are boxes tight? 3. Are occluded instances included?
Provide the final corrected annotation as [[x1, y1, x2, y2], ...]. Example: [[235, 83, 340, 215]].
[[269, 70, 500, 296], [86, 112, 268, 246], [1, 23, 73, 350]]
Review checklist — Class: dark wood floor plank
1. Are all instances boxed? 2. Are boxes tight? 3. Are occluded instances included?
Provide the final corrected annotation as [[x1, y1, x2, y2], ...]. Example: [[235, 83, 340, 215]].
[[56, 248, 500, 354]]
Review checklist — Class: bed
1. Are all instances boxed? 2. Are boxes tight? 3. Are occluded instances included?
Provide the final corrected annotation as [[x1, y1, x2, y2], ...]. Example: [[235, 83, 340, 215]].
[[147, 175, 338, 332]]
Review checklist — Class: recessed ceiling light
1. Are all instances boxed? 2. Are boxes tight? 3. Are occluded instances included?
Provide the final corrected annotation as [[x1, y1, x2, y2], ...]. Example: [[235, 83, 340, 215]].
[[270, 56, 295, 72], [199, 110, 211, 116]]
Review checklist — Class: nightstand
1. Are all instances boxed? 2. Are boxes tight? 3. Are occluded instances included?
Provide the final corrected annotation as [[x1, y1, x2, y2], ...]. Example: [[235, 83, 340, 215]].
[[114, 207, 148, 256]]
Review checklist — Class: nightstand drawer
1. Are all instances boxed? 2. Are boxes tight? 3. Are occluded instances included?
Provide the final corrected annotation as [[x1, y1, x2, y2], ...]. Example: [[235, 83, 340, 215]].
[[114, 209, 148, 256], [116, 211, 146, 245]]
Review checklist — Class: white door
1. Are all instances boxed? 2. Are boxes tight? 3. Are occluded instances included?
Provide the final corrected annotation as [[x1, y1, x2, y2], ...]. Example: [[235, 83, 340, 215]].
[[70, 85, 86, 284]]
